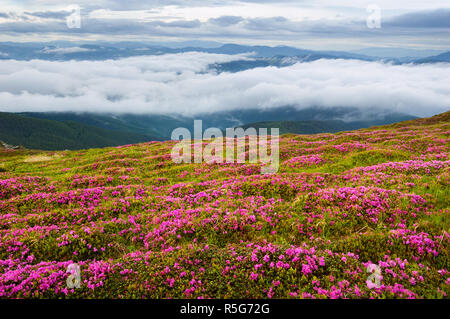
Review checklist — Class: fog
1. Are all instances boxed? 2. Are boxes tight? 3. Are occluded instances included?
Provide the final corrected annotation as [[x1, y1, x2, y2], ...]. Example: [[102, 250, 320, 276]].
[[0, 52, 449, 117]]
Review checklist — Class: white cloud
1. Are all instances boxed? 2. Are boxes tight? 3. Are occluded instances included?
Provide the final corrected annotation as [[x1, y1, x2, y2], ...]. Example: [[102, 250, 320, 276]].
[[0, 53, 448, 117]]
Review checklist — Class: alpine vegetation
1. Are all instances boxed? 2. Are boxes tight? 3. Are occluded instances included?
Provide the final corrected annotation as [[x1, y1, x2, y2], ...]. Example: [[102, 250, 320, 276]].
[[0, 112, 448, 299], [171, 121, 280, 174]]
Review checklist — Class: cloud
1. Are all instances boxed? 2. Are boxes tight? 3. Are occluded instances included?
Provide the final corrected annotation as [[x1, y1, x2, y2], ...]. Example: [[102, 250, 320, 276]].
[[24, 10, 70, 20], [1, 11, 449, 49], [1, 0, 450, 49], [0, 1, 448, 49], [209, 16, 244, 27], [386, 9, 450, 28], [0, 53, 448, 117], [157, 19, 202, 28], [245, 16, 291, 31]]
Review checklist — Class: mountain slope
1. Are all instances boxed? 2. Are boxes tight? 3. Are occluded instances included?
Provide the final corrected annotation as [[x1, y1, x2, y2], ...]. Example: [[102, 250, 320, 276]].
[[0, 111, 448, 299], [1, 42, 442, 64], [0, 112, 160, 150], [20, 107, 417, 141], [415, 51, 450, 63], [236, 113, 420, 135], [237, 120, 358, 135], [19, 112, 171, 139]]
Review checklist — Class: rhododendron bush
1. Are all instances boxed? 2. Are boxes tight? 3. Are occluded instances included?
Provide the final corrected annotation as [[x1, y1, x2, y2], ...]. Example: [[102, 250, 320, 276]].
[[0, 112, 449, 299]]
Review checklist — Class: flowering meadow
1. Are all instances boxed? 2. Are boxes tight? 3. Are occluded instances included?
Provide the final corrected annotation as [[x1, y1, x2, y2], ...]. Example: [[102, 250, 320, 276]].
[[0, 112, 449, 299]]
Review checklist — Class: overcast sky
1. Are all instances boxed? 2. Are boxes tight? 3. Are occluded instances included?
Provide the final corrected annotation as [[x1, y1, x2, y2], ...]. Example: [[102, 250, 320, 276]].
[[1, 0, 450, 50]]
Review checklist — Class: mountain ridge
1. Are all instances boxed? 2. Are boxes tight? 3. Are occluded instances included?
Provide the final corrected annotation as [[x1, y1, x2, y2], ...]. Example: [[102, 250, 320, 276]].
[[0, 107, 419, 150], [1, 42, 448, 64]]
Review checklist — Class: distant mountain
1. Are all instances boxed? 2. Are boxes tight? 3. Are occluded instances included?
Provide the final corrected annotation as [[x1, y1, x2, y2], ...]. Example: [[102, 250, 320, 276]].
[[0, 42, 373, 62], [235, 117, 416, 135], [203, 44, 315, 57], [0, 42, 168, 61], [20, 107, 417, 142], [20, 112, 175, 140], [415, 51, 450, 63], [0, 112, 160, 150], [351, 48, 446, 59], [211, 53, 374, 73], [0, 42, 447, 66], [194, 107, 417, 130], [0, 42, 392, 63], [237, 120, 353, 135]]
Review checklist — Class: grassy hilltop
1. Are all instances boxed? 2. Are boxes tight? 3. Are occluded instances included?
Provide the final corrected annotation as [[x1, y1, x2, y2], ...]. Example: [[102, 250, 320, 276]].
[[0, 111, 449, 298]]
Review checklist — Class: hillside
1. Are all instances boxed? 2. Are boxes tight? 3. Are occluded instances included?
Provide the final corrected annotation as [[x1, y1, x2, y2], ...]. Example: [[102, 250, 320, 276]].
[[237, 119, 389, 135], [19, 112, 171, 140], [20, 108, 417, 142], [0, 111, 448, 299], [416, 51, 450, 63], [0, 42, 446, 64], [0, 112, 160, 150]]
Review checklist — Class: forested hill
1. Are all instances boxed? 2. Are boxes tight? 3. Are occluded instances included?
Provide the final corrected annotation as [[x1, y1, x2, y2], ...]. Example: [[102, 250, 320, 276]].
[[0, 112, 160, 150]]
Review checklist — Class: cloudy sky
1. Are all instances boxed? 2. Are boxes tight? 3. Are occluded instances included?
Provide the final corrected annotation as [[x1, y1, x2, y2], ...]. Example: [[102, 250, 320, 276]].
[[1, 0, 450, 50], [0, 1, 449, 117]]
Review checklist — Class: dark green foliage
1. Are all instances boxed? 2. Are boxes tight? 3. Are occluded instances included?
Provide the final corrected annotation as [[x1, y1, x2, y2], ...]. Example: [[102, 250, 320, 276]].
[[0, 112, 160, 150], [238, 120, 353, 135]]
